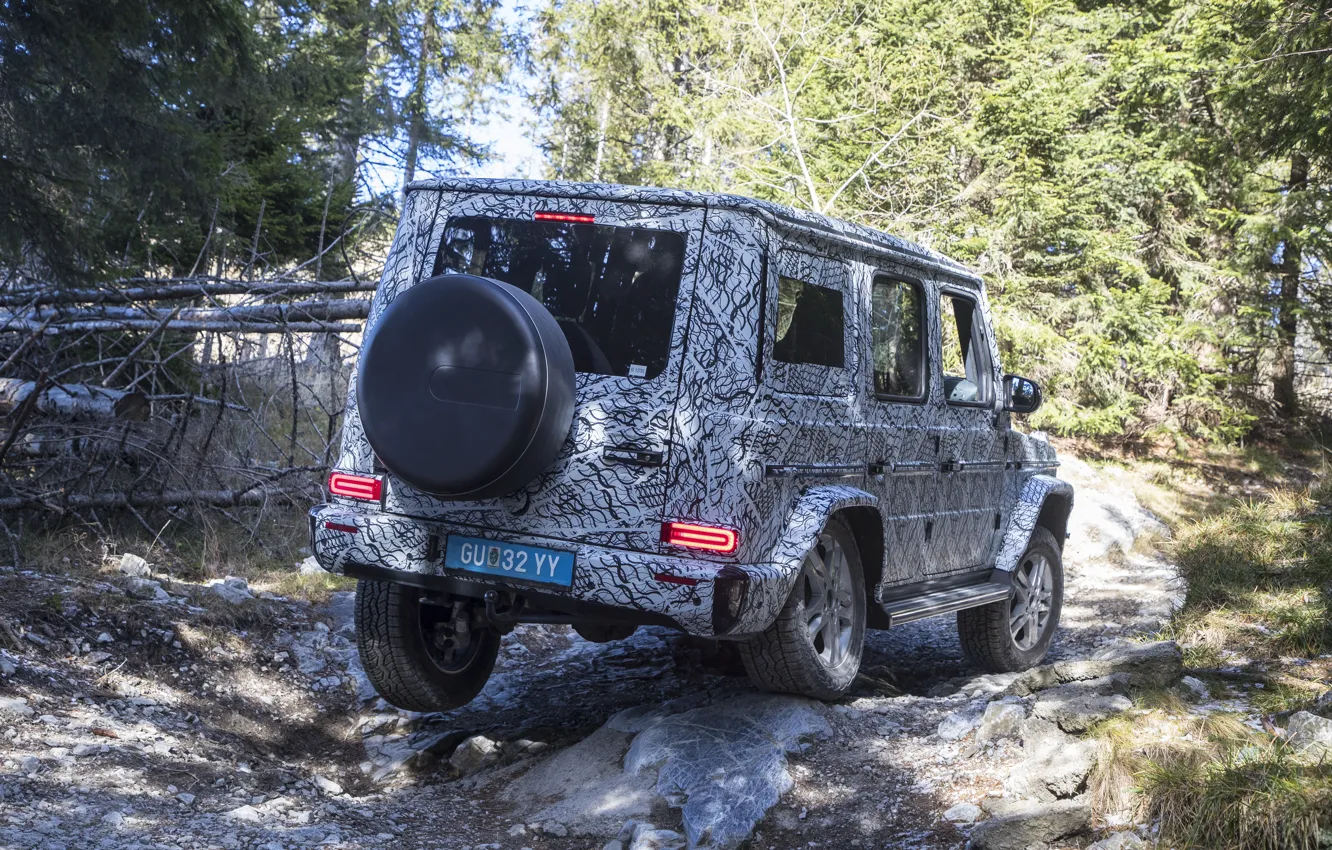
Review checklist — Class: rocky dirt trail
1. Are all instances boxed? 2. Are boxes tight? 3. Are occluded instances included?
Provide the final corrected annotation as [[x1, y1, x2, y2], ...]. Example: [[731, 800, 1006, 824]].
[[1, 457, 1190, 850]]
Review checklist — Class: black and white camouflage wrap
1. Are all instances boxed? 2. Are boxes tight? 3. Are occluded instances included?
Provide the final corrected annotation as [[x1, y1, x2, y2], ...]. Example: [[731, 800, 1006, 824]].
[[312, 178, 1071, 637]]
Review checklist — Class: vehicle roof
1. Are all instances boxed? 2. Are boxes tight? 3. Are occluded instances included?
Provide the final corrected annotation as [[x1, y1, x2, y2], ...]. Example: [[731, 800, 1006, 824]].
[[404, 177, 981, 285]]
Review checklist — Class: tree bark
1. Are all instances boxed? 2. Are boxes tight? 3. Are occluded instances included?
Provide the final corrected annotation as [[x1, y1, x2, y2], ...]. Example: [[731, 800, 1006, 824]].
[[1273, 152, 1309, 419], [0, 278, 372, 308], [0, 379, 149, 421]]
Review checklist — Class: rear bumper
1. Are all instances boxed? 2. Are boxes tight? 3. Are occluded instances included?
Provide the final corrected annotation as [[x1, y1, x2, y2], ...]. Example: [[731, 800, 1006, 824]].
[[309, 504, 778, 637]]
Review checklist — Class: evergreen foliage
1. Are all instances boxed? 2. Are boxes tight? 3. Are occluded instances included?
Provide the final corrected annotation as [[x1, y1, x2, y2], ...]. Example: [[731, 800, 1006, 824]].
[[535, 0, 1332, 440]]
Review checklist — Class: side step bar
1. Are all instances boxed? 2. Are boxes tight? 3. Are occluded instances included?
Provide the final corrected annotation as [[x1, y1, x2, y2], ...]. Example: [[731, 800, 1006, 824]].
[[879, 581, 1013, 627]]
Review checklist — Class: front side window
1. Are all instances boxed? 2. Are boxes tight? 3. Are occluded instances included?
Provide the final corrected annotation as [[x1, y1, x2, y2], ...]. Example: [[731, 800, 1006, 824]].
[[773, 276, 845, 368], [939, 292, 993, 405], [870, 277, 925, 398], [434, 216, 685, 379]]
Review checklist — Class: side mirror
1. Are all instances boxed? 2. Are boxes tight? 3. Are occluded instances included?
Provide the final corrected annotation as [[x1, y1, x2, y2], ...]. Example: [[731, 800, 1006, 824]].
[[1003, 374, 1042, 414]]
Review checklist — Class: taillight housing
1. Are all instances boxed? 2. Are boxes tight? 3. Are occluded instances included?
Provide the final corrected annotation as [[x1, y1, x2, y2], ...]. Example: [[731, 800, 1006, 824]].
[[660, 521, 739, 555], [327, 471, 383, 503]]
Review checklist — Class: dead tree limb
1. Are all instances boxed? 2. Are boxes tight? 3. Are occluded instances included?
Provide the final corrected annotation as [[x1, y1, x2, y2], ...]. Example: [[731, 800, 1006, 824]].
[[0, 487, 306, 511], [0, 379, 149, 421], [0, 278, 374, 307]]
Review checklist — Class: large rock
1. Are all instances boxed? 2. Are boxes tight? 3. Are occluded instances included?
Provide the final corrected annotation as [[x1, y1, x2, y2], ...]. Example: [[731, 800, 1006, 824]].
[[976, 701, 1027, 743], [1032, 678, 1132, 733], [624, 694, 831, 849], [1007, 739, 1096, 801], [449, 735, 501, 775], [969, 799, 1092, 850], [938, 706, 984, 741], [1007, 717, 1095, 801], [118, 552, 151, 577], [503, 724, 658, 837], [1287, 712, 1332, 761], [1010, 641, 1183, 696], [207, 576, 254, 604], [124, 577, 168, 601]]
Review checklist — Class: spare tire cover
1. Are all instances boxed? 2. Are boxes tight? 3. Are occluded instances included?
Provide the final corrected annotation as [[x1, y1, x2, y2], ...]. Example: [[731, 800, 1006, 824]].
[[357, 274, 576, 500]]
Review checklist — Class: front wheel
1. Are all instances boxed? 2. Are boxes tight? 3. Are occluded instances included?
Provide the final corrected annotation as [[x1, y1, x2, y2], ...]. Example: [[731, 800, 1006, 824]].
[[355, 580, 501, 712], [739, 516, 867, 700], [959, 527, 1064, 672]]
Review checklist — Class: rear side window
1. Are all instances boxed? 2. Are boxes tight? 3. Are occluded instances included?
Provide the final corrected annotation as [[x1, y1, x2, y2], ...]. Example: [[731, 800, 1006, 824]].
[[870, 277, 925, 398], [433, 216, 685, 379], [773, 276, 845, 368]]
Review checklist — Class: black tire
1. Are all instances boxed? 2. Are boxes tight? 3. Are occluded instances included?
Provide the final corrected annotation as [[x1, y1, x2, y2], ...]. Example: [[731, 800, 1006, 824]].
[[739, 516, 867, 700], [354, 580, 501, 712], [959, 527, 1064, 673]]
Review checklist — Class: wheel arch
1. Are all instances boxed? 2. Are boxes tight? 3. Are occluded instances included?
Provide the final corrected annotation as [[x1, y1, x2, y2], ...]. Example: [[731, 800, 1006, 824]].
[[994, 475, 1075, 573], [730, 485, 879, 635]]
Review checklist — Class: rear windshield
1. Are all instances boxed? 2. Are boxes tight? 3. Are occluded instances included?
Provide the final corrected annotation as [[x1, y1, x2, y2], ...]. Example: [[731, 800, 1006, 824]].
[[433, 215, 686, 379]]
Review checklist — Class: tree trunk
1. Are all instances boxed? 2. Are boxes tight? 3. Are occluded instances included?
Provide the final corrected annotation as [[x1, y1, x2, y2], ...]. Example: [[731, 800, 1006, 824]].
[[1273, 152, 1308, 419], [0, 380, 149, 421]]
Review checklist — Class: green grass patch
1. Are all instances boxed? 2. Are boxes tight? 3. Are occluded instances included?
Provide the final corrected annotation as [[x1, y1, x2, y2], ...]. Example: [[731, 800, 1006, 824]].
[[1167, 483, 1332, 661], [1140, 741, 1332, 850]]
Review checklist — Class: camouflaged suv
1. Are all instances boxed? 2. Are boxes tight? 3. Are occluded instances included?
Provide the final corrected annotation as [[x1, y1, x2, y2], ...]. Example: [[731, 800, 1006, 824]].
[[310, 178, 1073, 710]]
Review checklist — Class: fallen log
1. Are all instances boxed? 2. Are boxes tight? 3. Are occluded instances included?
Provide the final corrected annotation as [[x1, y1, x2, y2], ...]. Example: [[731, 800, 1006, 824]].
[[4, 298, 371, 325], [0, 487, 306, 511], [0, 379, 149, 421], [0, 278, 374, 307], [0, 319, 363, 334]]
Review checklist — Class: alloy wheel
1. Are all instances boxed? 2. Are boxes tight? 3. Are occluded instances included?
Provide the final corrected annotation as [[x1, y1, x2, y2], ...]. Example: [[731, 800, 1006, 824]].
[[801, 532, 855, 668], [1010, 552, 1054, 650]]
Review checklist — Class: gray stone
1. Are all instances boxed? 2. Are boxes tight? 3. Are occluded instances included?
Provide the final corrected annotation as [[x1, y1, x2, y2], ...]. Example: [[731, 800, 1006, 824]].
[[225, 804, 261, 822], [124, 577, 168, 601], [299, 556, 325, 575], [208, 576, 253, 604], [938, 707, 983, 741], [1007, 723, 1096, 802], [96, 632, 113, 643], [1088, 831, 1147, 850], [976, 701, 1026, 743], [313, 774, 343, 795], [624, 694, 831, 849], [1032, 680, 1132, 733], [1180, 676, 1210, 702], [943, 802, 984, 824], [0, 696, 33, 717], [176, 792, 196, 805], [100, 811, 125, 827], [450, 735, 501, 775], [0, 654, 15, 677], [1287, 711, 1332, 761], [503, 726, 657, 837], [626, 822, 686, 850], [541, 821, 569, 837], [601, 842, 625, 850], [1010, 641, 1184, 695], [968, 799, 1092, 850], [118, 553, 151, 577], [83, 651, 113, 664]]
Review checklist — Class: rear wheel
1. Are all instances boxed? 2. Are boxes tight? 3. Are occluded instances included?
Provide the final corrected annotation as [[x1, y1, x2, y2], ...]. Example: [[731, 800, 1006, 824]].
[[354, 580, 501, 712], [959, 527, 1063, 673], [739, 516, 866, 700]]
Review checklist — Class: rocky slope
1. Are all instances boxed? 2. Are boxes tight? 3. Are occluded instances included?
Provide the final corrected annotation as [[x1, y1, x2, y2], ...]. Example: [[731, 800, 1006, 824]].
[[0, 457, 1236, 850]]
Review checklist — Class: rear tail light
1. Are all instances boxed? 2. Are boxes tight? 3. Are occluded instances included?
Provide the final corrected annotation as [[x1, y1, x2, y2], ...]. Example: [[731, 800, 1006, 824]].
[[534, 211, 595, 224], [327, 471, 383, 502], [660, 521, 739, 555]]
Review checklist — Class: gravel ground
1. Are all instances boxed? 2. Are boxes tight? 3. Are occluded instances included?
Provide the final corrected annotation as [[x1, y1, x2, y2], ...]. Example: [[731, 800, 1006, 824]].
[[0, 462, 1181, 850]]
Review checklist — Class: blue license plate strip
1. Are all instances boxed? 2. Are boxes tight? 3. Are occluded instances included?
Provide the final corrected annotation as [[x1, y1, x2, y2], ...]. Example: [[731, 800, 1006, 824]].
[[443, 535, 575, 587]]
